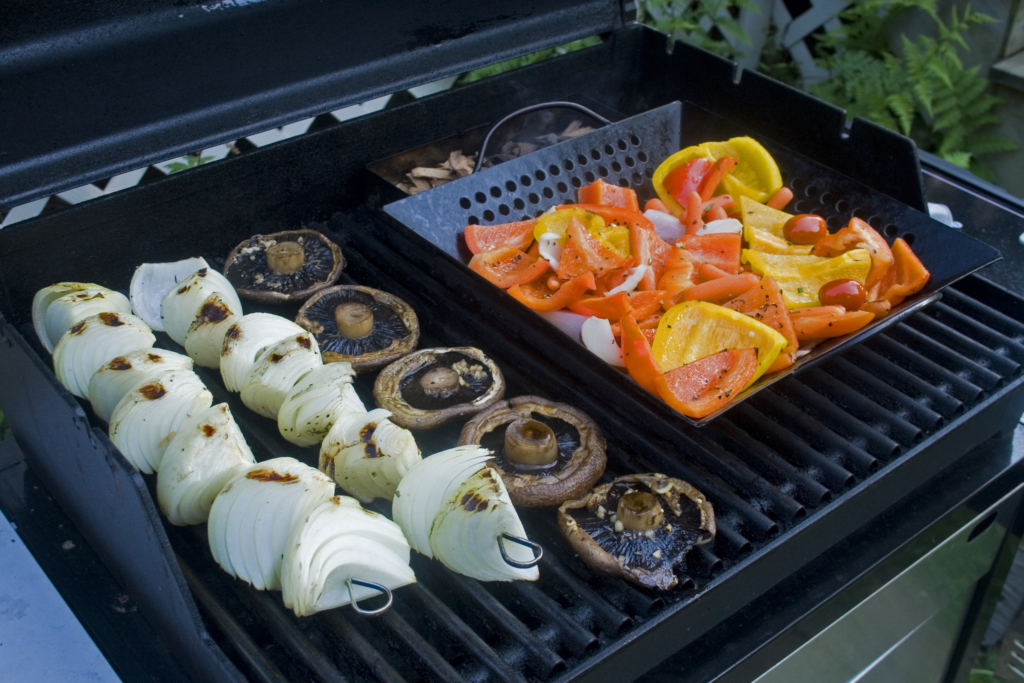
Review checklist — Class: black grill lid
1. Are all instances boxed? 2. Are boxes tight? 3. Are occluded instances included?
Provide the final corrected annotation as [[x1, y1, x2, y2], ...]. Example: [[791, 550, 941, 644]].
[[0, 0, 624, 210]]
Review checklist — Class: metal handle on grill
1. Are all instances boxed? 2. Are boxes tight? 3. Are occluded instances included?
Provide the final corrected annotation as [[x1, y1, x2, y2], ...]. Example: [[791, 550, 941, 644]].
[[346, 578, 393, 617], [498, 533, 543, 568], [473, 101, 612, 173]]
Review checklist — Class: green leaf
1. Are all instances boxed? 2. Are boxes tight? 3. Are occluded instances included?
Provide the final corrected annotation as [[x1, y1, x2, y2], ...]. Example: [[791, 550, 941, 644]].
[[967, 135, 1019, 155], [714, 17, 752, 46], [166, 162, 191, 174], [941, 150, 972, 168]]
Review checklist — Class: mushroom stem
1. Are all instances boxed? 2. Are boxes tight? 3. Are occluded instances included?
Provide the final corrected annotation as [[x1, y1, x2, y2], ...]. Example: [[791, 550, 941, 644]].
[[266, 242, 305, 273], [616, 491, 664, 532], [335, 303, 374, 338], [504, 419, 558, 467], [420, 367, 460, 397]]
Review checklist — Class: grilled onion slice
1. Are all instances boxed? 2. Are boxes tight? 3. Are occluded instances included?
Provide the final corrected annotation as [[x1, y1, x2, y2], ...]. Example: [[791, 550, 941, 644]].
[[53, 312, 156, 398], [108, 370, 212, 474], [319, 409, 421, 503], [183, 293, 242, 368], [157, 403, 256, 526], [240, 333, 322, 418], [278, 363, 365, 447], [32, 282, 115, 353], [88, 348, 194, 422], [207, 458, 335, 591], [161, 267, 243, 346], [281, 496, 415, 616], [44, 288, 134, 355], [130, 257, 210, 331], [220, 313, 307, 392]]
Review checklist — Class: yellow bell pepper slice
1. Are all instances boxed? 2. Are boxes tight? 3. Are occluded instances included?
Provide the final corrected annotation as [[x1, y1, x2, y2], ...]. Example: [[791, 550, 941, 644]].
[[533, 208, 630, 256], [651, 301, 787, 387], [738, 196, 792, 239], [743, 249, 872, 308], [745, 226, 813, 256]]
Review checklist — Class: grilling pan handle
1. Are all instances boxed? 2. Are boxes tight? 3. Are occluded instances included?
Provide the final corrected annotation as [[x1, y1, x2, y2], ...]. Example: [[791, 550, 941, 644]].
[[473, 102, 612, 173]]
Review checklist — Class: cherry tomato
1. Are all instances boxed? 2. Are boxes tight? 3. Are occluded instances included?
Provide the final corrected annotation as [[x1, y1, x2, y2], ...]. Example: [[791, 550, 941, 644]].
[[783, 214, 828, 245], [819, 279, 867, 310]]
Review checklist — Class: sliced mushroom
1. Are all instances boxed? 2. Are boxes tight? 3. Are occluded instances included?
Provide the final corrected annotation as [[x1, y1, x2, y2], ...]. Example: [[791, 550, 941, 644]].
[[458, 396, 607, 507], [558, 474, 715, 591], [374, 347, 505, 430], [223, 229, 344, 303], [296, 285, 419, 371]]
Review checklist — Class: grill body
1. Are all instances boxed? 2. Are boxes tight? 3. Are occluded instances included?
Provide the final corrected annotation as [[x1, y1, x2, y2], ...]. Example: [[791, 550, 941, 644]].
[[1, 22, 1024, 683]]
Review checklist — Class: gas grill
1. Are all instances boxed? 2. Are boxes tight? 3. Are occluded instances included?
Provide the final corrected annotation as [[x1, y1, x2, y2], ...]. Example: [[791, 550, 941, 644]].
[[3, 2, 1024, 682]]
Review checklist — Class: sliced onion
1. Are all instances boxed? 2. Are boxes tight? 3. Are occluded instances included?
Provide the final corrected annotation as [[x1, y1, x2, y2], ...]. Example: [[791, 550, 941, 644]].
[[580, 316, 625, 367], [605, 265, 648, 296], [130, 257, 209, 331], [281, 496, 414, 616], [108, 370, 212, 474], [220, 313, 307, 392], [278, 363, 364, 447], [183, 293, 242, 368], [537, 231, 564, 270], [161, 267, 243, 346], [52, 313, 156, 398], [240, 333, 322, 418], [157, 403, 255, 526], [644, 209, 685, 243], [696, 218, 743, 236], [537, 309, 589, 342], [207, 458, 334, 591], [392, 445, 492, 558], [320, 409, 421, 503], [32, 283, 111, 353], [430, 466, 539, 581], [45, 288, 133, 355], [88, 348, 194, 422]]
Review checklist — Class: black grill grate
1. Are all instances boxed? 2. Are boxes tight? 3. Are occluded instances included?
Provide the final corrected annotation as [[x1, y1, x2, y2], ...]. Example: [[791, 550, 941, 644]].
[[150, 233, 1024, 683]]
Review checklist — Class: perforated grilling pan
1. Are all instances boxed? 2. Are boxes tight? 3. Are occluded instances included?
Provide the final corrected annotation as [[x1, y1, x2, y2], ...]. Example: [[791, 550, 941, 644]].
[[383, 101, 1001, 424]]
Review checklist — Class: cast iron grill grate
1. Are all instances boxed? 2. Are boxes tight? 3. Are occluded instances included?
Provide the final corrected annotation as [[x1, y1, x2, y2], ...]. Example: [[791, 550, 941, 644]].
[[149, 231, 1023, 683]]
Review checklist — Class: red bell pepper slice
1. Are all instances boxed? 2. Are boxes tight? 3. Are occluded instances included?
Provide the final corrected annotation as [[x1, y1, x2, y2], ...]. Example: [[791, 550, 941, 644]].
[[663, 158, 712, 206], [508, 271, 596, 312], [678, 233, 742, 273], [880, 237, 931, 307], [464, 219, 537, 255], [811, 217, 894, 290], [621, 315, 662, 394], [629, 223, 674, 290], [655, 348, 758, 418], [699, 157, 738, 202], [555, 216, 631, 280], [569, 291, 634, 321], [626, 290, 668, 320], [578, 179, 640, 212], [724, 276, 799, 373], [468, 246, 550, 288]]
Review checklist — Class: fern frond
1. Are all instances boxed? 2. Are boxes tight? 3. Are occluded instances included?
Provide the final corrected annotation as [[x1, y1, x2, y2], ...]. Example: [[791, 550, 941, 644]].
[[925, 61, 953, 89], [966, 135, 1019, 155], [941, 150, 972, 168], [886, 93, 917, 135], [964, 94, 1002, 119], [932, 108, 961, 131], [939, 125, 966, 156], [714, 17, 751, 46], [969, 159, 996, 183], [912, 81, 935, 116]]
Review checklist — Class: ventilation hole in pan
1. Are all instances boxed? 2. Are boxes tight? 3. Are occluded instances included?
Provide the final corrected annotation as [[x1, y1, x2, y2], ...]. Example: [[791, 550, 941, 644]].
[[793, 200, 808, 213], [827, 216, 843, 230], [902, 233, 916, 246], [549, 165, 561, 176], [498, 204, 510, 216], [611, 160, 622, 173], [637, 151, 649, 163], [468, 215, 479, 224], [557, 182, 568, 193], [604, 144, 615, 156], [459, 197, 472, 209], [884, 224, 898, 238], [780, 170, 790, 184], [513, 198, 525, 210], [521, 215, 531, 221], [591, 149, 602, 161], [618, 177, 630, 188], [853, 207, 869, 220], [490, 186, 502, 198], [505, 180, 517, 192], [836, 199, 850, 213], [791, 177, 806, 190], [543, 187, 554, 199], [629, 134, 641, 146], [584, 171, 595, 183], [645, 167, 654, 178], [624, 156, 635, 167], [577, 153, 588, 166], [617, 139, 628, 151], [868, 216, 882, 229], [820, 192, 835, 206], [805, 185, 819, 197], [475, 192, 487, 204], [571, 177, 582, 188], [483, 210, 495, 222], [536, 170, 547, 181], [528, 192, 540, 204], [520, 175, 532, 187], [598, 165, 609, 178], [562, 160, 574, 172], [633, 172, 644, 185]]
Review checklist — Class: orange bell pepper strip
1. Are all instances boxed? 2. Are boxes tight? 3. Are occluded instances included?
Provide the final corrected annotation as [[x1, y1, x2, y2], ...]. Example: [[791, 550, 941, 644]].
[[677, 233, 742, 273], [682, 273, 761, 305], [655, 348, 758, 418], [811, 217, 894, 290], [696, 262, 733, 282], [464, 219, 537, 254], [611, 314, 662, 338], [578, 179, 640, 212], [788, 305, 846, 318], [630, 223, 674, 290], [621, 314, 662, 394], [699, 157, 738, 201], [569, 291, 634, 321], [468, 246, 550, 288], [792, 310, 875, 341], [507, 272, 596, 312], [880, 237, 931, 307], [626, 290, 669, 320], [663, 245, 695, 272], [724, 276, 799, 373]]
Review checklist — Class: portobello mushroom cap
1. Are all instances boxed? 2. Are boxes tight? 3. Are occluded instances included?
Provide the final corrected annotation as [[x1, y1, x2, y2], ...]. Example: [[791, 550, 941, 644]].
[[458, 396, 607, 507], [558, 474, 715, 591], [296, 285, 419, 371], [223, 229, 344, 303], [374, 347, 504, 430]]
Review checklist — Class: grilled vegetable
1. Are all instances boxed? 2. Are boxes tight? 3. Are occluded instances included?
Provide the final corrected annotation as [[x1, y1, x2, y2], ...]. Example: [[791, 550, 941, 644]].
[[53, 312, 156, 398], [88, 348, 194, 422], [277, 362, 365, 447], [161, 267, 243, 346]]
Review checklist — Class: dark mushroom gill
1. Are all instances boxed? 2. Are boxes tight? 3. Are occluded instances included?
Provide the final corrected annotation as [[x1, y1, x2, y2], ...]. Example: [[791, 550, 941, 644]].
[[398, 351, 494, 410], [224, 231, 338, 295], [304, 289, 409, 356], [480, 412, 580, 477]]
